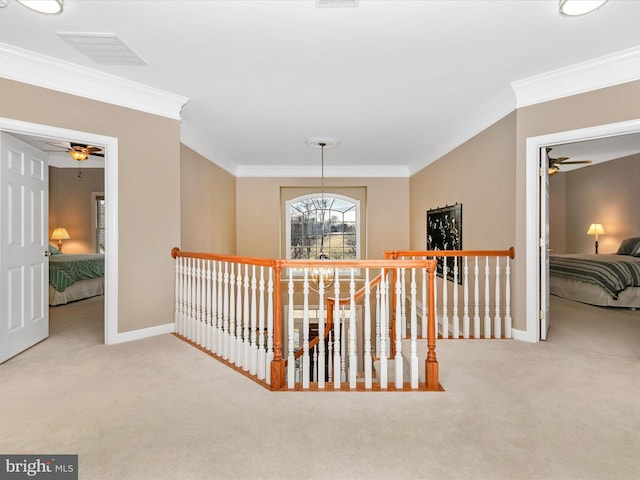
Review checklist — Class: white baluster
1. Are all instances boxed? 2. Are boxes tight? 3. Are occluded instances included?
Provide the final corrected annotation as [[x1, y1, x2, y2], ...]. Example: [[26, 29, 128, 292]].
[[473, 256, 480, 339], [348, 268, 357, 389], [216, 261, 224, 354], [494, 257, 502, 339], [211, 261, 219, 352], [206, 260, 213, 351], [400, 267, 407, 338], [302, 269, 310, 389], [375, 283, 381, 355], [379, 270, 388, 389], [433, 258, 439, 338], [235, 264, 243, 367], [318, 273, 326, 389], [505, 258, 512, 339], [327, 332, 333, 383], [441, 257, 449, 339], [242, 264, 250, 371], [340, 307, 346, 383], [333, 271, 341, 390], [257, 266, 266, 380], [250, 265, 258, 376], [452, 256, 459, 339], [196, 259, 203, 346], [410, 267, 418, 389], [228, 263, 236, 363], [287, 269, 295, 389], [364, 268, 372, 389], [265, 267, 274, 384], [394, 269, 403, 389], [421, 261, 427, 339], [313, 345, 318, 383], [463, 256, 470, 339], [222, 262, 230, 359], [484, 256, 491, 338], [186, 258, 194, 341]]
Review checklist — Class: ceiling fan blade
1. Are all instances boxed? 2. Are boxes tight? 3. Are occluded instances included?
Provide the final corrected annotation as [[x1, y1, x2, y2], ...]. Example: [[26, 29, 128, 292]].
[[557, 160, 592, 165]]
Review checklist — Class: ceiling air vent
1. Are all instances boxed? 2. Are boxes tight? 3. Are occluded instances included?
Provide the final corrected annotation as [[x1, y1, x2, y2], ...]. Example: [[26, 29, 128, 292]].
[[316, 0, 359, 7], [57, 33, 146, 66]]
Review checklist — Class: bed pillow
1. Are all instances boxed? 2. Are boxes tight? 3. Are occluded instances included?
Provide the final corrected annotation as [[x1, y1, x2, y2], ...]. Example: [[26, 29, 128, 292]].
[[48, 244, 62, 256], [616, 237, 640, 255], [631, 243, 640, 258]]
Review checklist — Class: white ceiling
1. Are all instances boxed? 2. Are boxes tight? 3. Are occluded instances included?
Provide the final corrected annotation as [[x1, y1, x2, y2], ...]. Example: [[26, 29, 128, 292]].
[[2, 0, 640, 174]]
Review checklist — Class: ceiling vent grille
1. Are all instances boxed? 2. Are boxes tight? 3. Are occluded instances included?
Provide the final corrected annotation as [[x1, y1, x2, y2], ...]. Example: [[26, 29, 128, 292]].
[[57, 33, 146, 66], [316, 0, 359, 8]]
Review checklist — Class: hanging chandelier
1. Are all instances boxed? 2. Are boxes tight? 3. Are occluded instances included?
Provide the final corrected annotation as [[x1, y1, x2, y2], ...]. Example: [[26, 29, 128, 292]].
[[305, 137, 340, 290]]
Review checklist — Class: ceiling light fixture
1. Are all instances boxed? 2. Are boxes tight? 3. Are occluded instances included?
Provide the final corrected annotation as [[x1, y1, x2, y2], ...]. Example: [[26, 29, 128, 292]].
[[305, 137, 340, 289], [559, 0, 608, 17], [16, 0, 63, 15]]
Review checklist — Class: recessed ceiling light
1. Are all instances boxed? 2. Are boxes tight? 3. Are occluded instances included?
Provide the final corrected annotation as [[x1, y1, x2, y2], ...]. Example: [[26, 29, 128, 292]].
[[16, 0, 63, 15], [57, 33, 146, 66], [559, 0, 608, 17]]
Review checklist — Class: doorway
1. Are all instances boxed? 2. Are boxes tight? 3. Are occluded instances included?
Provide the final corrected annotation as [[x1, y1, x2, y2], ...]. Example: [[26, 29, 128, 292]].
[[525, 118, 640, 342], [0, 116, 119, 349]]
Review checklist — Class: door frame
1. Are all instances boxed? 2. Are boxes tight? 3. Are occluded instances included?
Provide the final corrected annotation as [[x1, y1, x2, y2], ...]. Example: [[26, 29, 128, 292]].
[[0, 117, 118, 345], [525, 118, 640, 342]]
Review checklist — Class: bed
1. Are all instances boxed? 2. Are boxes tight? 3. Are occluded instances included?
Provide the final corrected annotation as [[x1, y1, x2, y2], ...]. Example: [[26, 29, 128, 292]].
[[549, 237, 640, 308], [48, 245, 105, 306]]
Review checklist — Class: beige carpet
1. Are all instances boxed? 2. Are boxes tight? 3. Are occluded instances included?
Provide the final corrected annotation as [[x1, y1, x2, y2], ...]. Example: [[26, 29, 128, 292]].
[[1, 295, 639, 480]]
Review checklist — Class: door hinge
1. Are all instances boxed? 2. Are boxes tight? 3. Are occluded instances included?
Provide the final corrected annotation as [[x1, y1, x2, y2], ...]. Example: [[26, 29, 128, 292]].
[[539, 166, 545, 177], [539, 238, 544, 248], [539, 310, 545, 320]]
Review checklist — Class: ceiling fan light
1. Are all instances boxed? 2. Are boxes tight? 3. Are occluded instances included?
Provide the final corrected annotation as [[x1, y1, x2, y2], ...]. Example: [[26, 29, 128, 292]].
[[69, 149, 88, 161], [559, 0, 608, 17]]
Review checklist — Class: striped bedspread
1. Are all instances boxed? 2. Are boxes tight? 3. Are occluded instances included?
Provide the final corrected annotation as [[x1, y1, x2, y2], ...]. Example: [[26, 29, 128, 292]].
[[49, 253, 105, 292], [549, 254, 640, 300]]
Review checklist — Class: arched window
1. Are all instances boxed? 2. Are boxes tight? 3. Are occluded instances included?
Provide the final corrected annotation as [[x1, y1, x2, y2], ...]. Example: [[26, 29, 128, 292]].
[[286, 193, 360, 260]]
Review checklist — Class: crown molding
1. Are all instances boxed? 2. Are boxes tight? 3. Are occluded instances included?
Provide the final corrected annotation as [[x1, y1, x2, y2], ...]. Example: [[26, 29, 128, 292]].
[[408, 87, 516, 176], [235, 164, 409, 178], [0, 42, 189, 120], [180, 125, 238, 175], [511, 45, 640, 108]]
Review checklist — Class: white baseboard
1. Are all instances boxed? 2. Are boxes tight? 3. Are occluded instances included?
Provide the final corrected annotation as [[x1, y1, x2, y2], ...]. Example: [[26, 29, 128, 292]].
[[108, 322, 175, 345], [511, 327, 537, 343]]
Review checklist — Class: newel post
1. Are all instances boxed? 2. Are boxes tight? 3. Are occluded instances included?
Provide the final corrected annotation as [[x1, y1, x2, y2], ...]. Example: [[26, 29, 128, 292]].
[[425, 260, 440, 391], [270, 261, 286, 390]]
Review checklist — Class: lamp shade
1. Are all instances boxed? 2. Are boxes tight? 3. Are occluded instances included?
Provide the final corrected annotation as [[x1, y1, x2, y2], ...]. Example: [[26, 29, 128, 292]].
[[51, 227, 70, 241], [586, 224, 605, 236]]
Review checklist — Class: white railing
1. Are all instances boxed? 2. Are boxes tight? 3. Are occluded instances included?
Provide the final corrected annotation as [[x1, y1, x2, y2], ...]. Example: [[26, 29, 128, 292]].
[[385, 248, 515, 339], [171, 248, 440, 391]]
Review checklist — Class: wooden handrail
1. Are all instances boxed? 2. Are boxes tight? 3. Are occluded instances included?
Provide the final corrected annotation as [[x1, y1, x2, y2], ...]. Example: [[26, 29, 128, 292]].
[[385, 247, 515, 260]]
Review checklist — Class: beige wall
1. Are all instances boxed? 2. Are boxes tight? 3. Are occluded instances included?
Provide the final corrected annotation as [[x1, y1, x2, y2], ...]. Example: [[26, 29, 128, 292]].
[[515, 79, 640, 330], [1, 78, 181, 333], [236, 177, 410, 259], [49, 166, 104, 254], [410, 112, 517, 251], [550, 154, 640, 254], [180, 144, 236, 254]]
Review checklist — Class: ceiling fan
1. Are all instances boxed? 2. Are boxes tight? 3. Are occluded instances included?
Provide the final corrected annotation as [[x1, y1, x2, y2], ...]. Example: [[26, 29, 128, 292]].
[[547, 147, 592, 175], [66, 142, 104, 161], [45, 141, 104, 161]]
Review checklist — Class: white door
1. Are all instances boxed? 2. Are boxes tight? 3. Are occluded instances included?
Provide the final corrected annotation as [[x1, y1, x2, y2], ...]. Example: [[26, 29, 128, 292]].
[[0, 132, 49, 363], [539, 146, 551, 340]]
